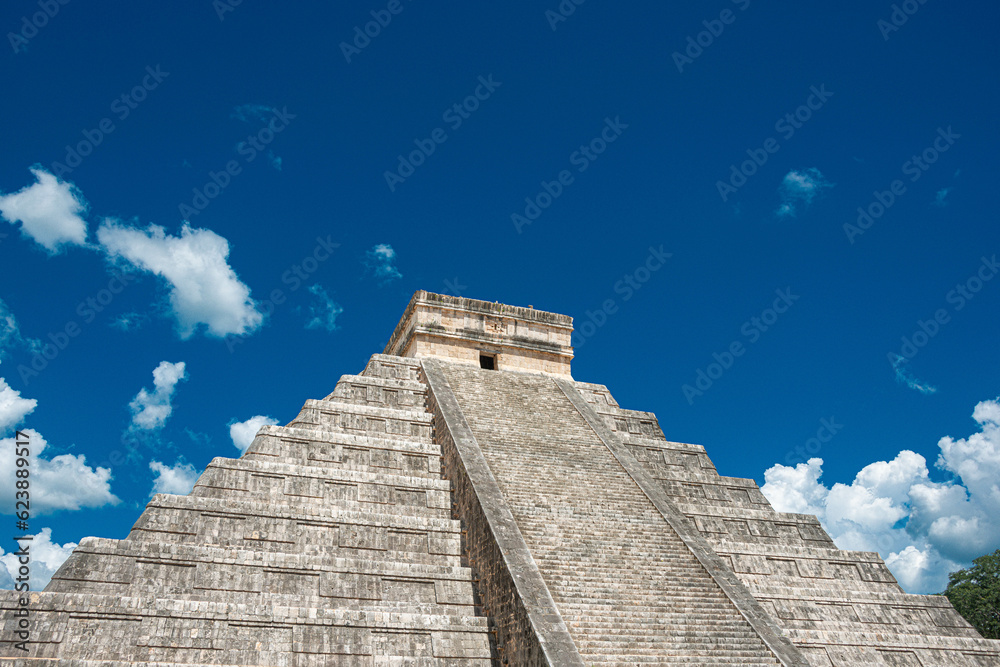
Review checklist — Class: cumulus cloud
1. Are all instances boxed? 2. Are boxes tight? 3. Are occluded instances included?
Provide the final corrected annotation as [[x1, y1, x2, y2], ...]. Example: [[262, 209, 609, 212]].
[[128, 361, 187, 431], [149, 460, 199, 495], [890, 354, 937, 395], [0, 378, 36, 433], [0, 168, 88, 253], [97, 221, 262, 339], [0, 528, 77, 591], [229, 415, 278, 454], [761, 398, 1000, 593], [305, 284, 343, 332], [0, 428, 119, 515], [364, 243, 402, 283], [774, 168, 833, 219]]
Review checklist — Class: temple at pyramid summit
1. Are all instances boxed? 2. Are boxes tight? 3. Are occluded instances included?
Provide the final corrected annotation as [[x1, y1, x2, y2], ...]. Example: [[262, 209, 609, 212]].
[[3, 290, 1000, 666]]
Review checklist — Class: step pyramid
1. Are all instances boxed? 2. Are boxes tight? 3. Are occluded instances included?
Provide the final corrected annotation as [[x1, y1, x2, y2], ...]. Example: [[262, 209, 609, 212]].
[[1, 354, 493, 666], [3, 290, 999, 666]]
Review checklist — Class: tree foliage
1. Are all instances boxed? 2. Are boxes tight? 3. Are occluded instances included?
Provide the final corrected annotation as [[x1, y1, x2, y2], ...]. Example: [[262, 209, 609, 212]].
[[943, 549, 1000, 639]]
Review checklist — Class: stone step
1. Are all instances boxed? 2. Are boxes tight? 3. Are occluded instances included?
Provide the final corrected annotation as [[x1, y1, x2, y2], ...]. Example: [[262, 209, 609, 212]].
[[0, 661, 481, 667], [577, 639, 782, 650], [325, 371, 429, 406], [0, 656, 488, 667], [301, 397, 432, 422], [580, 656, 781, 665], [786, 626, 1000, 655], [288, 398, 433, 442], [126, 493, 462, 563], [191, 456, 452, 515], [246, 425, 443, 475], [359, 354, 424, 381], [48, 537, 475, 610], [0, 590, 491, 663]]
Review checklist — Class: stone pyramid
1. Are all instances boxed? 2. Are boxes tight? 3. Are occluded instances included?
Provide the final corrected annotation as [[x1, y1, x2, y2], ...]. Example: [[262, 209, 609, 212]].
[[2, 290, 998, 666]]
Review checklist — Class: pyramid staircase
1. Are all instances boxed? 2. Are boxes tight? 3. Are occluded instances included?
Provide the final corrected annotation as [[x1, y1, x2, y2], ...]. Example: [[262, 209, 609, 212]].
[[433, 362, 789, 666]]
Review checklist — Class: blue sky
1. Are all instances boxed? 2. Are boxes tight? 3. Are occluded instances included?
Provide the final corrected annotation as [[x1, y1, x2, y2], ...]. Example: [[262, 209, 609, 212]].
[[1, 1, 998, 595]]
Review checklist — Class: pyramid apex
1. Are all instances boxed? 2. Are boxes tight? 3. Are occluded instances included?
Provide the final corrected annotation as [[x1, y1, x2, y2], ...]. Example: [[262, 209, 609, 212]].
[[383, 290, 574, 376]]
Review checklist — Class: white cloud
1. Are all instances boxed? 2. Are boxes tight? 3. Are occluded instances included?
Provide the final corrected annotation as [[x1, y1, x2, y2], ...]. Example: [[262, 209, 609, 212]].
[[0, 168, 88, 253], [937, 401, 1000, 510], [0, 299, 41, 361], [774, 168, 833, 219], [934, 187, 953, 207], [0, 429, 119, 515], [305, 284, 343, 332], [0, 378, 36, 434], [890, 354, 937, 394], [365, 243, 402, 282], [149, 460, 199, 495], [128, 361, 187, 431], [0, 301, 19, 357], [761, 398, 1000, 593], [229, 415, 278, 454], [109, 311, 148, 332], [883, 545, 957, 593], [97, 221, 262, 339], [0, 528, 77, 591]]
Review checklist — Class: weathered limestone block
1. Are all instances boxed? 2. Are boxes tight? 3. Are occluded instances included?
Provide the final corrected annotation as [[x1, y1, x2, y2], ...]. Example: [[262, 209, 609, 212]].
[[246, 425, 442, 475], [325, 374, 428, 410], [1, 590, 492, 664], [290, 400, 433, 440]]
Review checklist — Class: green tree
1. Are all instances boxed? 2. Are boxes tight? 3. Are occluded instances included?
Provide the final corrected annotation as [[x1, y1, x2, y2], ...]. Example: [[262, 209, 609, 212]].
[[943, 549, 1000, 639]]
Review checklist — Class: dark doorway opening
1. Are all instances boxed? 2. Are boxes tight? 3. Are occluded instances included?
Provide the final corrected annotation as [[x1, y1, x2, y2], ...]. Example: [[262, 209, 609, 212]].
[[479, 353, 496, 370]]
